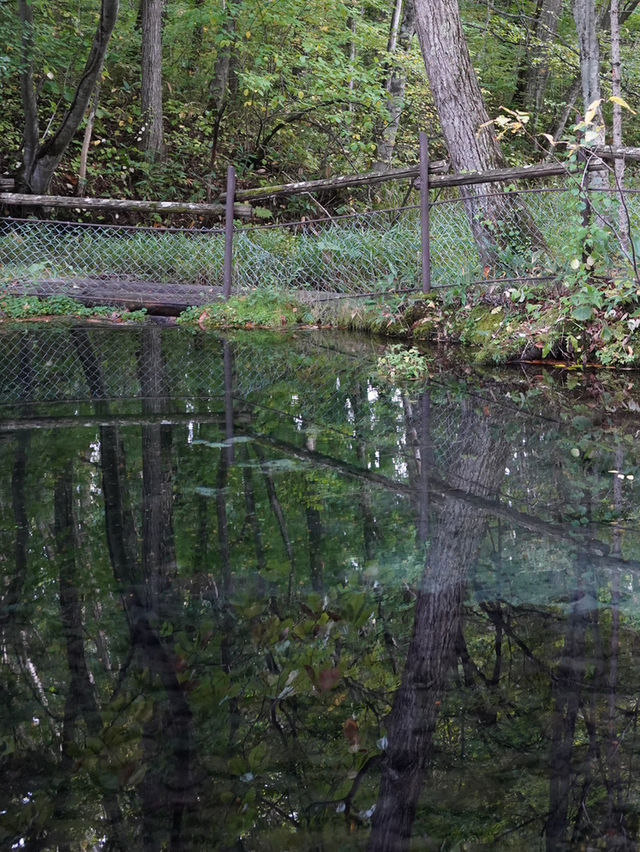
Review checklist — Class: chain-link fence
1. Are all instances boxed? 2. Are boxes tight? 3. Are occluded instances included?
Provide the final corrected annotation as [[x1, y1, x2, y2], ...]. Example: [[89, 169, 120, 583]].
[[3, 322, 636, 533], [0, 324, 556, 501], [2, 185, 639, 306]]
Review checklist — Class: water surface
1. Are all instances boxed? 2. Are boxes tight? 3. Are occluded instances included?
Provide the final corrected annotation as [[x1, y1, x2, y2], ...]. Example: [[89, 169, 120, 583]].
[[1, 325, 639, 851]]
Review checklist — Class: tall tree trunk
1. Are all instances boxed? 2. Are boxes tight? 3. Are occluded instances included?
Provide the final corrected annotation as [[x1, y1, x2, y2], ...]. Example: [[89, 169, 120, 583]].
[[547, 0, 639, 153], [209, 0, 239, 173], [610, 0, 629, 250], [413, 0, 546, 267], [73, 328, 194, 847], [77, 82, 101, 196], [140, 0, 165, 161], [18, 0, 119, 194], [573, 0, 608, 189], [368, 402, 508, 852], [374, 0, 417, 171], [524, 0, 564, 126], [1, 434, 31, 636]]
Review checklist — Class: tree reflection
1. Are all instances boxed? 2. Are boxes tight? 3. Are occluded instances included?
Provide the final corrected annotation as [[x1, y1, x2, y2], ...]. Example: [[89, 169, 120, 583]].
[[3, 329, 640, 849], [369, 397, 509, 852]]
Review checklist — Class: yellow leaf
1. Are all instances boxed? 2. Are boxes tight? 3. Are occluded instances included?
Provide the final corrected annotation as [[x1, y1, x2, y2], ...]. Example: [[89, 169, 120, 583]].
[[539, 132, 556, 147], [584, 98, 603, 125], [609, 95, 637, 114]]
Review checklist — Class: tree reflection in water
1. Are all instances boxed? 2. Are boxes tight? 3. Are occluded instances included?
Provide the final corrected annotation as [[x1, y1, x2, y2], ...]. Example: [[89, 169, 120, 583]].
[[0, 326, 640, 850]]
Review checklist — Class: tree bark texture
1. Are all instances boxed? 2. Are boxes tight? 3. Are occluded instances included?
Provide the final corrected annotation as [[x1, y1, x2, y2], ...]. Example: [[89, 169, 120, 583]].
[[18, 0, 120, 194], [413, 0, 546, 266], [548, 0, 639, 151], [368, 401, 509, 852], [610, 0, 629, 249], [524, 0, 563, 124], [140, 0, 165, 161], [375, 0, 417, 171], [209, 0, 239, 170], [573, 0, 608, 189], [0, 190, 250, 217]]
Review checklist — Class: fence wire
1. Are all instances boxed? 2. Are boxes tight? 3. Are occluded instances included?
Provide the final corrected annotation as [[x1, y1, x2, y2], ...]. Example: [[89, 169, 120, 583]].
[[0, 326, 472, 483], [2, 323, 635, 528], [2, 187, 639, 303]]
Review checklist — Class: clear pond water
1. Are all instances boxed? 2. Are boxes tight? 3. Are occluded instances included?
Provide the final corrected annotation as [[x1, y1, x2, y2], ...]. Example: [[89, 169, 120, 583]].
[[1, 324, 640, 851]]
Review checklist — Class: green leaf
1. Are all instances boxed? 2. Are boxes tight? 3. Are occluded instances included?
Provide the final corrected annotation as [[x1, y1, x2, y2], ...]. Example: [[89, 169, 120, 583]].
[[572, 305, 593, 322]]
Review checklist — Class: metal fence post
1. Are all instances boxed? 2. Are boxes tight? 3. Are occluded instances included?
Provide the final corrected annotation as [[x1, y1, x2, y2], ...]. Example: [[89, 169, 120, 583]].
[[223, 338, 235, 464], [223, 165, 236, 299], [419, 132, 431, 294]]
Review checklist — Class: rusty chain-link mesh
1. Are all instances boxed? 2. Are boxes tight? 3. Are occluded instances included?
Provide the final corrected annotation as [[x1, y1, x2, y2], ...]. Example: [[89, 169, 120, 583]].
[[2, 186, 639, 302]]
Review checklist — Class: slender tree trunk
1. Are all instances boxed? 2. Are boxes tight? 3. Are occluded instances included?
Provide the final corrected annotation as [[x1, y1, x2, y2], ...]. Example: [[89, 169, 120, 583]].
[[547, 0, 639, 154], [610, 0, 629, 250], [413, 0, 546, 266], [305, 503, 324, 593], [140, 0, 165, 161], [255, 444, 297, 602], [77, 83, 101, 196], [54, 458, 126, 848], [573, 0, 608, 189], [18, 0, 120, 194], [209, 0, 239, 173], [547, 76, 582, 155], [347, 7, 358, 109], [374, 0, 417, 171], [74, 328, 194, 847], [240, 444, 267, 575], [188, 0, 206, 75], [18, 0, 39, 186], [524, 0, 563, 126], [1, 434, 31, 635]]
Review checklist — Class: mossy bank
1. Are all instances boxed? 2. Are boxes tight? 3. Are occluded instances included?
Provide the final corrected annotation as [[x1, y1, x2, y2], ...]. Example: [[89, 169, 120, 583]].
[[5, 281, 640, 369], [174, 280, 640, 368], [315, 277, 640, 368]]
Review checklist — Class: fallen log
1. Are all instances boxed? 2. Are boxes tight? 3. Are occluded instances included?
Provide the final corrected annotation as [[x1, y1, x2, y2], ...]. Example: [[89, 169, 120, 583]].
[[589, 145, 640, 163], [0, 192, 252, 218], [227, 160, 450, 202], [230, 154, 639, 203], [5, 278, 225, 317]]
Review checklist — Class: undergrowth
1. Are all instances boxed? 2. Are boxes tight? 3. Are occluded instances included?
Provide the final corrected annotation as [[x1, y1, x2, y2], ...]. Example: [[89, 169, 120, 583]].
[[178, 288, 314, 329], [0, 293, 147, 322]]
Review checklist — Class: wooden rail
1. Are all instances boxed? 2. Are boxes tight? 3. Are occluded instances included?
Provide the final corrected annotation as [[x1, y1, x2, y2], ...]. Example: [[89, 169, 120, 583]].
[[0, 191, 252, 218]]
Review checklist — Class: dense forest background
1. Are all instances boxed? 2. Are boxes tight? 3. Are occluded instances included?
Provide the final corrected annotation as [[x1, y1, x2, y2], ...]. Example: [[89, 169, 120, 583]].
[[0, 0, 639, 212]]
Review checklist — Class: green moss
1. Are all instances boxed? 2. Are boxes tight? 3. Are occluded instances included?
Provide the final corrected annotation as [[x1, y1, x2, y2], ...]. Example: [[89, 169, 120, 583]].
[[178, 289, 312, 329], [459, 306, 506, 347]]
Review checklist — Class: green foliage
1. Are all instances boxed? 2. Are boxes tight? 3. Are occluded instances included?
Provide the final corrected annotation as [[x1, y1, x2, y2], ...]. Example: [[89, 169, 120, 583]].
[[0, 293, 147, 321], [375, 344, 431, 382], [178, 288, 312, 329]]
